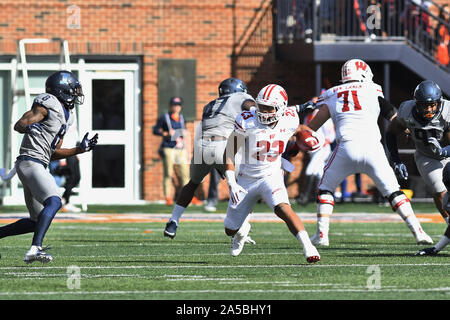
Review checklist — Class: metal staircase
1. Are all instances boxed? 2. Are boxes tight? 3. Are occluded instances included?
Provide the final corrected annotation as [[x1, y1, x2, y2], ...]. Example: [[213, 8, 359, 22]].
[[275, 0, 450, 96]]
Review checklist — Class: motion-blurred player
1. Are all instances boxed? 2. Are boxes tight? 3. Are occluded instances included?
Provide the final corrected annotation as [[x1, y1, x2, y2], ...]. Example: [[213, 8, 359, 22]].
[[416, 161, 450, 256]]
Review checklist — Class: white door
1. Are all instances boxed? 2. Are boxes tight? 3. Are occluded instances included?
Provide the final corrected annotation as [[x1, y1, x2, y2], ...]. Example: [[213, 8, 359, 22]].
[[78, 71, 139, 203]]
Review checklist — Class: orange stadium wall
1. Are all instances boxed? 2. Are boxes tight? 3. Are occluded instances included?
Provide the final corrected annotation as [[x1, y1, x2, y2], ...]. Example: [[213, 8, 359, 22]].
[[0, 0, 448, 203]]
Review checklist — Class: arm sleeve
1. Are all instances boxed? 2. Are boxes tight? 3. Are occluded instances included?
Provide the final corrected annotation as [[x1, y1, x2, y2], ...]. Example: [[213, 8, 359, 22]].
[[385, 131, 401, 163], [378, 97, 397, 121]]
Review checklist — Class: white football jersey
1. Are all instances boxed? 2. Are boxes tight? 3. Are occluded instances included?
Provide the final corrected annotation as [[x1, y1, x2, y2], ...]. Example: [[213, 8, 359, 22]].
[[234, 106, 299, 178], [318, 82, 384, 142]]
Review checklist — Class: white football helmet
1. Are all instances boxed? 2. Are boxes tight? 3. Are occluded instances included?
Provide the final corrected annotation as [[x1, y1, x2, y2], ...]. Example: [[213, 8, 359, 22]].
[[255, 84, 288, 124], [341, 59, 373, 83]]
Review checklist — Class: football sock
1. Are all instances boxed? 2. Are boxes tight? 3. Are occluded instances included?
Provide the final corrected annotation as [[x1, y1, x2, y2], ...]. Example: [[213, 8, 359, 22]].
[[237, 216, 251, 237], [405, 215, 422, 234], [0, 218, 36, 239], [296, 230, 314, 248], [170, 204, 185, 225], [317, 216, 330, 236], [32, 196, 61, 247], [434, 235, 450, 251]]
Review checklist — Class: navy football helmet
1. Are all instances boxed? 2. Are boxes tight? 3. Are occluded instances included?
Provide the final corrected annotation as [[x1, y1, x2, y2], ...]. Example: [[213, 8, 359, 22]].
[[218, 78, 248, 96], [45, 70, 84, 109], [413, 80, 442, 121], [443, 162, 450, 191]]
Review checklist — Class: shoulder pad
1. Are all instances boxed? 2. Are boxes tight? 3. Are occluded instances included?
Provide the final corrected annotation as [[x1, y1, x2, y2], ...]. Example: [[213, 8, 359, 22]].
[[234, 109, 256, 133], [33, 93, 62, 112]]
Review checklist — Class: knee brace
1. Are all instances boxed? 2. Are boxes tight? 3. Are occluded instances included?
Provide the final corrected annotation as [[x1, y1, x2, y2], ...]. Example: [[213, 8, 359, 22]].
[[317, 190, 335, 215]]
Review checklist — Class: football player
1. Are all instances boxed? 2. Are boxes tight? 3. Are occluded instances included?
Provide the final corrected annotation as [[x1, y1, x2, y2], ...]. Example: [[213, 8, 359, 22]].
[[386, 80, 450, 225], [416, 161, 450, 256], [163, 78, 256, 239], [223, 84, 321, 263], [0, 71, 98, 263], [304, 59, 433, 246]]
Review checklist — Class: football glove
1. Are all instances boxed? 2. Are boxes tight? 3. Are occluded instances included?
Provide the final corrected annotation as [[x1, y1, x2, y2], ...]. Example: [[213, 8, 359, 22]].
[[294, 100, 316, 114], [393, 162, 408, 180], [79, 132, 99, 152], [428, 137, 449, 158], [25, 123, 43, 136], [225, 170, 248, 208]]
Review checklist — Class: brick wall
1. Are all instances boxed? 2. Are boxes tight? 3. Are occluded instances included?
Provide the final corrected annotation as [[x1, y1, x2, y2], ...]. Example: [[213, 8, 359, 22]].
[[0, 0, 270, 202], [0, 0, 448, 202]]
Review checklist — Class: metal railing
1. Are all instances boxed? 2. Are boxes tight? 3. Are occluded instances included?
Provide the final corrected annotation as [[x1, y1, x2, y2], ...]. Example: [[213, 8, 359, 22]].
[[276, 0, 450, 69]]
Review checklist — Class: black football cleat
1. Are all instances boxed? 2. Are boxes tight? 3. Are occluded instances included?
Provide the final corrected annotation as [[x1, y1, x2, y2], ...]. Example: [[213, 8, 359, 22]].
[[415, 247, 439, 256], [164, 220, 178, 239]]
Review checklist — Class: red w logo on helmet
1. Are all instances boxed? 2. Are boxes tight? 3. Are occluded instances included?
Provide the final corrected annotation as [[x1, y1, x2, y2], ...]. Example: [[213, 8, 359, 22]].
[[355, 61, 367, 71]]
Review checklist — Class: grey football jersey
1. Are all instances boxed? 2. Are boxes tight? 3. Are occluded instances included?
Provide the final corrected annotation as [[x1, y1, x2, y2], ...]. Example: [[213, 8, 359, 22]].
[[201, 92, 255, 138], [396, 99, 450, 159], [19, 93, 74, 165]]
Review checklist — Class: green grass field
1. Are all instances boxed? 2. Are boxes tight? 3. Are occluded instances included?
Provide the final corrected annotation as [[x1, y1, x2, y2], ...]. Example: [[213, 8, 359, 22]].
[[0, 203, 449, 301]]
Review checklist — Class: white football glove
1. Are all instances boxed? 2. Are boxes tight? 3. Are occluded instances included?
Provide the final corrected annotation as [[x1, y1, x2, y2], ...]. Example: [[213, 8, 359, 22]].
[[225, 170, 248, 208]]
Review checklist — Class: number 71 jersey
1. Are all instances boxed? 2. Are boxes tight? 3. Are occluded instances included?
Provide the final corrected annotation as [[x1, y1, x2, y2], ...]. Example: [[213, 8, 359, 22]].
[[318, 82, 384, 142], [234, 107, 299, 179]]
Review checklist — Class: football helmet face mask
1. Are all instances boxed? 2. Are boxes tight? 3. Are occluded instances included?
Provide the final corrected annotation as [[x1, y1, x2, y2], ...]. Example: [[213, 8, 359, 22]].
[[218, 78, 248, 96], [255, 84, 288, 124], [414, 80, 442, 121], [45, 70, 84, 109], [341, 59, 374, 83]]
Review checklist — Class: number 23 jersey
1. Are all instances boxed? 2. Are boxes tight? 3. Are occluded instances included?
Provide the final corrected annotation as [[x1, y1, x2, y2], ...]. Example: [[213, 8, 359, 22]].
[[234, 107, 299, 179], [19, 93, 74, 165]]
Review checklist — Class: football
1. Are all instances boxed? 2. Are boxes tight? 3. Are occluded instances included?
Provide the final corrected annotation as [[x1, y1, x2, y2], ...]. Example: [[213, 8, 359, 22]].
[[296, 129, 322, 152]]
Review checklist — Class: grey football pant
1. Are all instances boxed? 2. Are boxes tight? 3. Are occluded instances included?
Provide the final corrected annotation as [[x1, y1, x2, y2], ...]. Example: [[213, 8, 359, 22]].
[[16, 160, 61, 221]]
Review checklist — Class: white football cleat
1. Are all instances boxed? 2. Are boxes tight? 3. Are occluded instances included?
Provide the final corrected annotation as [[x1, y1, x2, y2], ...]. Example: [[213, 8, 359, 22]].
[[244, 236, 256, 245], [310, 231, 329, 246], [230, 220, 251, 257], [24, 246, 53, 264], [62, 203, 81, 213], [414, 229, 433, 245], [303, 245, 321, 263]]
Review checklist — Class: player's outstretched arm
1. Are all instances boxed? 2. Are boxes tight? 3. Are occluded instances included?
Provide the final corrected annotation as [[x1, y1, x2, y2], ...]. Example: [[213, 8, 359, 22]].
[[51, 132, 99, 160], [14, 104, 48, 134], [301, 104, 330, 132]]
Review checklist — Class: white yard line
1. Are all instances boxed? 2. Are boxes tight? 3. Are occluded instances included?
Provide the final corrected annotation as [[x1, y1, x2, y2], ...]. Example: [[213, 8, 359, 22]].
[[0, 287, 449, 296], [1, 263, 450, 271]]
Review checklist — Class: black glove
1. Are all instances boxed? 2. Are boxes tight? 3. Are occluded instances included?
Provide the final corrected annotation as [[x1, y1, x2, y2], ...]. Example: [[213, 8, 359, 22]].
[[393, 162, 408, 180], [294, 100, 316, 114], [79, 132, 99, 152], [428, 137, 449, 159]]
